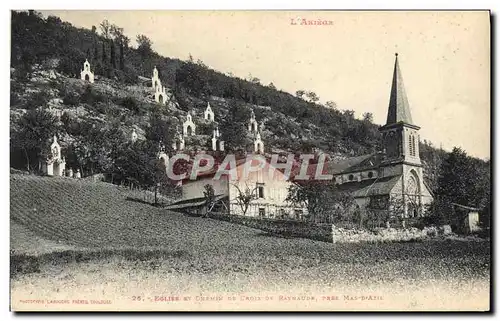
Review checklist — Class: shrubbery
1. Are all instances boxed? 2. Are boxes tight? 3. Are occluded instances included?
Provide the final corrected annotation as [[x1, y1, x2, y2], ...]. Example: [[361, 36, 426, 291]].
[[62, 89, 80, 106], [24, 90, 51, 110], [117, 96, 145, 115], [80, 85, 106, 105]]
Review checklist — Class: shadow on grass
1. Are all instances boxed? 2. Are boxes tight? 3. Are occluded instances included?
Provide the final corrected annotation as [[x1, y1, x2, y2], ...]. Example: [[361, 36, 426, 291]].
[[10, 248, 189, 278], [253, 230, 332, 243], [125, 197, 165, 208]]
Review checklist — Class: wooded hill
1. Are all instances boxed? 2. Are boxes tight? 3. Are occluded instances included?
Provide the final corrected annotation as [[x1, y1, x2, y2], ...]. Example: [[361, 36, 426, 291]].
[[9, 10, 490, 213]]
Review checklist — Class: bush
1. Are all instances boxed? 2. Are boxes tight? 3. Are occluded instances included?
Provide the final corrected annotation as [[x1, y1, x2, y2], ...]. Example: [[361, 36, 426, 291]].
[[62, 90, 80, 106], [119, 96, 140, 114], [196, 121, 217, 136], [80, 85, 106, 105], [10, 92, 22, 107], [24, 90, 51, 110]]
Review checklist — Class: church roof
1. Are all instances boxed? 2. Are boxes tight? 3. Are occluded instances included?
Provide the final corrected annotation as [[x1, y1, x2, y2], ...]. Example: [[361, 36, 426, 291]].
[[290, 153, 379, 180], [337, 175, 401, 198], [385, 53, 414, 126]]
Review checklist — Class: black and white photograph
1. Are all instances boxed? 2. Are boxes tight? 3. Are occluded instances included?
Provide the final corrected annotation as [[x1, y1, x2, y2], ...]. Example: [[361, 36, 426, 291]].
[[8, 9, 491, 311]]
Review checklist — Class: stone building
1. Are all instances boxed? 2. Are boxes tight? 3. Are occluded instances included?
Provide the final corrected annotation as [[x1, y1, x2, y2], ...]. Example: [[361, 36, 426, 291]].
[[131, 128, 138, 143], [254, 132, 264, 154], [172, 132, 185, 151], [248, 110, 259, 133], [183, 112, 196, 136], [151, 66, 162, 91], [211, 127, 225, 151], [154, 85, 168, 105], [168, 157, 308, 219], [157, 142, 169, 170], [166, 54, 433, 221], [204, 102, 215, 121], [41, 135, 66, 177], [299, 54, 433, 218], [80, 59, 94, 83]]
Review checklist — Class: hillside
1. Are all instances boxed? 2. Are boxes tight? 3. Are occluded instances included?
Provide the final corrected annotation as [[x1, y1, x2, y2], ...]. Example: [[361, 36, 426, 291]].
[[10, 173, 218, 252], [10, 173, 489, 273], [9, 11, 449, 187], [9, 10, 491, 212], [10, 174, 490, 312]]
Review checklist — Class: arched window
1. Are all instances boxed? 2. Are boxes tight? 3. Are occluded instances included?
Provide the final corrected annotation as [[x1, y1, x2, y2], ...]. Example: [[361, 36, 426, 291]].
[[406, 170, 421, 217], [412, 135, 417, 156], [408, 134, 413, 156], [348, 174, 354, 181], [368, 171, 374, 178]]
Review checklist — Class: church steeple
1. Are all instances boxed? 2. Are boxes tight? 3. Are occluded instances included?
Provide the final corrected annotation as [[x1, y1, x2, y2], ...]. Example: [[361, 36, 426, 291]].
[[380, 53, 421, 165], [386, 53, 414, 126]]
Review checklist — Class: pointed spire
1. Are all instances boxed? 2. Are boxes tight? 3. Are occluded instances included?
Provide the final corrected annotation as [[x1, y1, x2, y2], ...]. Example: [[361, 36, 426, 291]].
[[385, 53, 413, 125]]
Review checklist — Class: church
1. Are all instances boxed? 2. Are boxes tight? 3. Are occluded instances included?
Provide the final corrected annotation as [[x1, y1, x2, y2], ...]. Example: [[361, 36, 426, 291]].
[[314, 53, 434, 218], [167, 54, 433, 220]]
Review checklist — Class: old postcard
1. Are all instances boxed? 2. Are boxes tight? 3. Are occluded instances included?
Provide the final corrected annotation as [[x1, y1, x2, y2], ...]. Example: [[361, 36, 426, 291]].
[[9, 10, 491, 311]]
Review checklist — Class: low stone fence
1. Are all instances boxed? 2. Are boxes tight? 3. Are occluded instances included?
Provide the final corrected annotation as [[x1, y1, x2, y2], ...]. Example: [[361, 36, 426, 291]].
[[331, 225, 453, 243]]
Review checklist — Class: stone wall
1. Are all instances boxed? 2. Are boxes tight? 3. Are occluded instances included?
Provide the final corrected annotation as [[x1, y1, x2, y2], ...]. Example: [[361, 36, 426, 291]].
[[331, 225, 452, 243]]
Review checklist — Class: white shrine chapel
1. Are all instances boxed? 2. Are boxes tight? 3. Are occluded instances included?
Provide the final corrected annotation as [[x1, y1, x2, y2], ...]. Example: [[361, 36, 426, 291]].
[[41, 135, 66, 177], [80, 59, 94, 83]]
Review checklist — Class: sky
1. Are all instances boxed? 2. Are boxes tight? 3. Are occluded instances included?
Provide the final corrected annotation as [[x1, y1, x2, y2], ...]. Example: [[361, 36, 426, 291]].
[[40, 10, 491, 159]]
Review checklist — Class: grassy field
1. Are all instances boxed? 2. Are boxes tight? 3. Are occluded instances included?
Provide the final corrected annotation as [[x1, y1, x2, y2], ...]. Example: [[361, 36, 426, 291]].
[[10, 174, 491, 311]]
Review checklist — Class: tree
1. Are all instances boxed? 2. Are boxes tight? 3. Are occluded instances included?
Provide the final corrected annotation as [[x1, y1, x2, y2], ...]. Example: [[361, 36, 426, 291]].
[[219, 100, 248, 151], [93, 41, 99, 61], [24, 90, 51, 110], [306, 91, 319, 103], [437, 147, 479, 207], [136, 34, 153, 56], [101, 41, 107, 62], [286, 181, 349, 223], [325, 100, 337, 110], [119, 41, 125, 70], [109, 39, 116, 68], [362, 112, 374, 123], [145, 112, 176, 148], [420, 140, 445, 194], [203, 184, 216, 217], [109, 24, 128, 70], [99, 19, 111, 39], [10, 109, 59, 171], [231, 183, 257, 216], [110, 24, 124, 40], [295, 90, 305, 99]]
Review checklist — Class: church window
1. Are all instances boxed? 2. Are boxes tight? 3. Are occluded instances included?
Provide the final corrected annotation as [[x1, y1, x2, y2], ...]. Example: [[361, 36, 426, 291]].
[[257, 183, 265, 198], [409, 134, 415, 156], [412, 135, 417, 156]]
